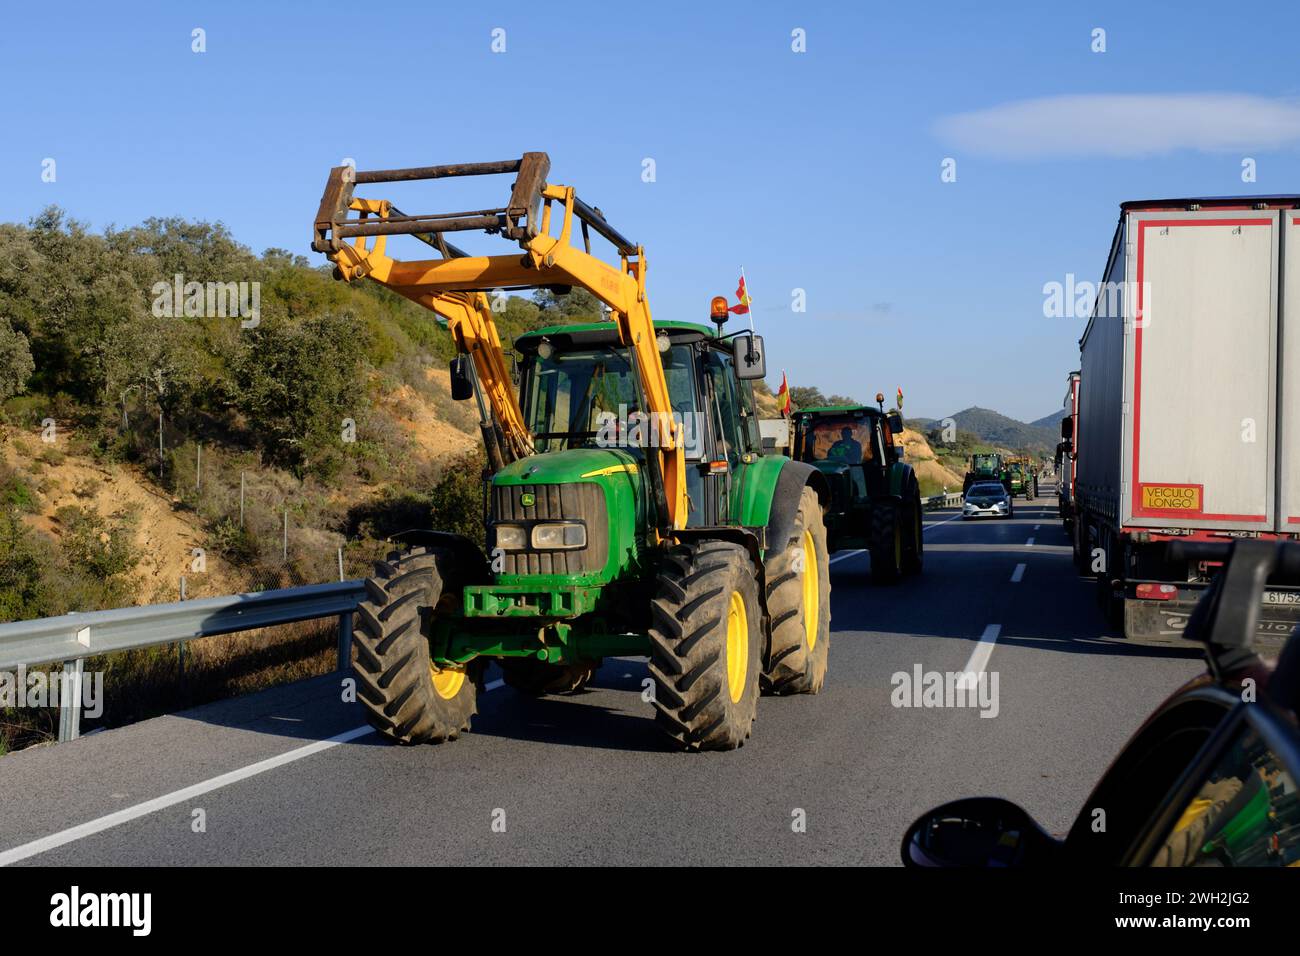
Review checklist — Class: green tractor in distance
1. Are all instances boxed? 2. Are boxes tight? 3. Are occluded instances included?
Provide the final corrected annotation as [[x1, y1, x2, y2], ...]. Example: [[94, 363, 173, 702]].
[[1004, 456, 1038, 500], [963, 453, 1010, 495], [789, 402, 924, 584]]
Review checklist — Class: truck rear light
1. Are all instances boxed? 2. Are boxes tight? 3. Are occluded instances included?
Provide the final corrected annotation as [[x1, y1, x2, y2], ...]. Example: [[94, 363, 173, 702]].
[[1136, 583, 1179, 601]]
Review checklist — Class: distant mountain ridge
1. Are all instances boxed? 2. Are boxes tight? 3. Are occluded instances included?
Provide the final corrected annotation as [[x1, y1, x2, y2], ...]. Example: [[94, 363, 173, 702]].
[[908, 406, 1059, 454]]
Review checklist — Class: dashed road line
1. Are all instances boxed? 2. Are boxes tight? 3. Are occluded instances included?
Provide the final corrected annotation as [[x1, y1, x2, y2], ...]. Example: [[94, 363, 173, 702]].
[[957, 624, 1001, 689], [1010, 563, 1026, 583]]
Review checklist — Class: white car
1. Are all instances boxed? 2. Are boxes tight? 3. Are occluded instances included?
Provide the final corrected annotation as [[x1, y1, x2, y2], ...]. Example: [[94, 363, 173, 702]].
[[963, 482, 1014, 519]]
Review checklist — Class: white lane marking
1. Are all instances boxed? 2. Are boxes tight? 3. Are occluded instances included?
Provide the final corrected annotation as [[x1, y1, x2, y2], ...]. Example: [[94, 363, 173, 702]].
[[957, 624, 1001, 690], [924, 512, 964, 530], [485, 678, 505, 691], [0, 724, 376, 866], [1026, 537, 1035, 547], [1034, 525, 1041, 531], [1010, 563, 1026, 583]]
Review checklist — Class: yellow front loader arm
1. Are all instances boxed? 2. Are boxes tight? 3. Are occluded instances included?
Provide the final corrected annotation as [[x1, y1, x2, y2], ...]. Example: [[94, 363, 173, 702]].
[[311, 153, 689, 532]]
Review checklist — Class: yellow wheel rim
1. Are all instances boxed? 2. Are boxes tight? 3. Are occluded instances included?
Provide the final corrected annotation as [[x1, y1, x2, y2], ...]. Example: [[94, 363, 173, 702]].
[[725, 590, 749, 704], [430, 664, 466, 700], [801, 528, 819, 650]]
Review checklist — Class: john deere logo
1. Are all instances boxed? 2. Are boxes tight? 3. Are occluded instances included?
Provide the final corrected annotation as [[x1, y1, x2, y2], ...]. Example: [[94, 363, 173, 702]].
[[520, 493, 535, 507]]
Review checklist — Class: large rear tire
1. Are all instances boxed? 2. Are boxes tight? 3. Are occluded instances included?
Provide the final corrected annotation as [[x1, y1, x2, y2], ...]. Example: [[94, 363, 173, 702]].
[[647, 541, 762, 751], [353, 547, 481, 744], [870, 501, 903, 584], [762, 485, 831, 695]]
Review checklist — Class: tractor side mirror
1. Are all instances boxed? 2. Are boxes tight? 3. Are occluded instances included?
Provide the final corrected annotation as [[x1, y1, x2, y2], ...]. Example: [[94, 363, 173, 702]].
[[450, 355, 474, 401], [733, 333, 767, 380], [887, 412, 904, 435], [1060, 416, 1072, 440]]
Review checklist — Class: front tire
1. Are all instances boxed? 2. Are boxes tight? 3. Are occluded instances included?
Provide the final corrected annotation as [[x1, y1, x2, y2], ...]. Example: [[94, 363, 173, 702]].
[[353, 547, 481, 744], [648, 541, 762, 751], [763, 485, 831, 695]]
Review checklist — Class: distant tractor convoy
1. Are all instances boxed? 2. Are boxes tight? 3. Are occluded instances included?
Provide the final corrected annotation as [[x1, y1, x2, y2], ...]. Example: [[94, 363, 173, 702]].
[[961, 453, 1010, 496], [313, 153, 833, 752]]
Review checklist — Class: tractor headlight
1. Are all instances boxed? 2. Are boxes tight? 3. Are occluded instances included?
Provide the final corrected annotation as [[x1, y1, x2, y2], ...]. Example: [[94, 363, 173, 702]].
[[530, 522, 587, 550], [494, 524, 528, 551]]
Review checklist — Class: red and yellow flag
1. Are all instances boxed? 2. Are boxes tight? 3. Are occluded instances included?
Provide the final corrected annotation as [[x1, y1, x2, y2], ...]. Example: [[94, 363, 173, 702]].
[[729, 276, 751, 314], [777, 371, 791, 417]]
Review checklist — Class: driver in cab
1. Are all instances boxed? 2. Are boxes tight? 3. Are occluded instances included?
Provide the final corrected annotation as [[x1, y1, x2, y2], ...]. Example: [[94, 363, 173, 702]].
[[827, 426, 863, 464]]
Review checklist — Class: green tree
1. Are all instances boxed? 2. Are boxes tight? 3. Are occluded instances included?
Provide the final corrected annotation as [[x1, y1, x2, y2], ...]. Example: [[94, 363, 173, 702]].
[[230, 312, 367, 477], [0, 509, 53, 621], [788, 385, 826, 410], [533, 287, 603, 319], [0, 317, 34, 401], [428, 450, 487, 543]]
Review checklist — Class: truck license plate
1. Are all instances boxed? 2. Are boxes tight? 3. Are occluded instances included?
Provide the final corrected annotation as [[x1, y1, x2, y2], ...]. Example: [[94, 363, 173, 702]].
[[1263, 591, 1300, 606]]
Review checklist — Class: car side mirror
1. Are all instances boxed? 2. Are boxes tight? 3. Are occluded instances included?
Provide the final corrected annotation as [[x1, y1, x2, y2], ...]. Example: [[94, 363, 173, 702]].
[[450, 355, 474, 401], [900, 797, 1063, 867], [1060, 416, 1072, 440], [733, 333, 766, 380]]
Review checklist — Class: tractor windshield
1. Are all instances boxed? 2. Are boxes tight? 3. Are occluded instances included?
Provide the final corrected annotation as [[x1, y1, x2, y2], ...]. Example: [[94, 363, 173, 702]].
[[521, 344, 701, 455], [799, 418, 874, 465]]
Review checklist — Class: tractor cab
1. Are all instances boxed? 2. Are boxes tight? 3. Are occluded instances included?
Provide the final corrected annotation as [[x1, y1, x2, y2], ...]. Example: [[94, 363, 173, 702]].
[[788, 404, 921, 581], [513, 320, 763, 530], [791, 406, 898, 503]]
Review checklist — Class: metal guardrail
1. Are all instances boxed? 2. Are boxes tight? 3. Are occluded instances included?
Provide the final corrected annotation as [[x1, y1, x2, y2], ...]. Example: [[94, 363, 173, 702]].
[[0, 580, 365, 742], [922, 492, 963, 510], [3, 488, 975, 742]]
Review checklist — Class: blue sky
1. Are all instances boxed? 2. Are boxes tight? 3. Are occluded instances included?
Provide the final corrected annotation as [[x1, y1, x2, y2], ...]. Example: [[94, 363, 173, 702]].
[[5, 0, 1300, 421]]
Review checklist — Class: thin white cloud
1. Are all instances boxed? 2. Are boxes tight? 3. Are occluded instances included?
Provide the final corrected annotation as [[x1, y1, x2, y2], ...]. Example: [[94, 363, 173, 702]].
[[935, 93, 1300, 159]]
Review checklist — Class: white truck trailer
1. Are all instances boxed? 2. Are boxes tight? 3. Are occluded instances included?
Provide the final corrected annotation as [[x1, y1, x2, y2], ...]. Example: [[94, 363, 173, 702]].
[[1074, 196, 1300, 644]]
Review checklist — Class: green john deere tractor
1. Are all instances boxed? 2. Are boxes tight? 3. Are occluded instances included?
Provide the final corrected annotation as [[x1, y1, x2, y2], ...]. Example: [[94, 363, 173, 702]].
[[789, 404, 924, 583], [963, 453, 1010, 495], [357, 320, 832, 752], [313, 152, 833, 752], [1004, 456, 1038, 500]]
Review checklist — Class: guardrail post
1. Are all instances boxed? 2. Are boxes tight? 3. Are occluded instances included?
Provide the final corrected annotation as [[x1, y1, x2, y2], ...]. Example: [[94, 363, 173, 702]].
[[337, 612, 353, 672], [57, 658, 84, 742]]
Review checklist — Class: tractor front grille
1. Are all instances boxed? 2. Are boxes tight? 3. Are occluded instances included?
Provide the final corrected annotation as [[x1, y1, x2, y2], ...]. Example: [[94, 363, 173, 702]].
[[491, 483, 609, 575]]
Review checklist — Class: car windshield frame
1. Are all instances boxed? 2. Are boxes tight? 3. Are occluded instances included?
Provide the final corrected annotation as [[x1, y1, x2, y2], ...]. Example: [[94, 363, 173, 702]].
[[968, 484, 1006, 497]]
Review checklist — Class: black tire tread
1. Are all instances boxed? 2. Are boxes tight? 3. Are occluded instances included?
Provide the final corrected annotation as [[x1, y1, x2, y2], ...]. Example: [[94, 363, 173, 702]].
[[352, 546, 480, 745]]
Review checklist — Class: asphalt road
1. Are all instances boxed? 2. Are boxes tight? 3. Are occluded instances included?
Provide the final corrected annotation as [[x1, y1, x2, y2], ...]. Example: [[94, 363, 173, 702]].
[[0, 487, 1207, 866]]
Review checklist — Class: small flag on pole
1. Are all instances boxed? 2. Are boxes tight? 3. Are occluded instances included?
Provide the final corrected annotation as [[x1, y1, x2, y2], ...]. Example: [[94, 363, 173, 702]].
[[896, 386, 904, 410], [729, 275, 751, 314], [777, 371, 791, 417]]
